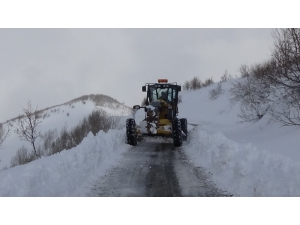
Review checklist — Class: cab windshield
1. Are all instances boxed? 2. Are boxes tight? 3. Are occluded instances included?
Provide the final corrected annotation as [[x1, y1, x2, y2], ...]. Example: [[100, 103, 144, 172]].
[[149, 86, 176, 103]]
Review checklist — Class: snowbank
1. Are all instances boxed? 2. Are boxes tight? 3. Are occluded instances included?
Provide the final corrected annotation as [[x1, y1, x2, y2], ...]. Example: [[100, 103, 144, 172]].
[[184, 126, 300, 197], [0, 129, 130, 197]]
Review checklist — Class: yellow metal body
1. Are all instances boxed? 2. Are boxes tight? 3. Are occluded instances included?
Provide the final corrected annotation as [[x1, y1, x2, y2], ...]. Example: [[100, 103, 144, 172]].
[[156, 118, 172, 135], [156, 129, 171, 135], [136, 99, 174, 136], [156, 99, 172, 135], [159, 119, 172, 125]]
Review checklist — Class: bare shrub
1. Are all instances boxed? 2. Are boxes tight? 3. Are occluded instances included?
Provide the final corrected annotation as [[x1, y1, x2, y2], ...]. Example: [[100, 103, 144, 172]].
[[228, 59, 277, 123], [0, 123, 10, 149], [268, 86, 300, 126], [14, 101, 41, 158], [203, 77, 214, 87], [209, 82, 224, 100], [70, 124, 84, 146], [50, 139, 61, 155], [252, 60, 277, 81], [190, 77, 202, 90], [10, 107, 121, 166], [43, 109, 115, 156], [239, 65, 251, 78], [59, 125, 73, 150], [270, 28, 300, 87], [220, 70, 233, 82], [238, 103, 266, 123], [88, 109, 109, 135], [80, 117, 90, 136], [182, 77, 202, 90], [10, 146, 36, 167], [183, 80, 191, 90], [71, 119, 89, 146], [40, 129, 58, 156], [230, 75, 271, 123], [266, 28, 300, 126]]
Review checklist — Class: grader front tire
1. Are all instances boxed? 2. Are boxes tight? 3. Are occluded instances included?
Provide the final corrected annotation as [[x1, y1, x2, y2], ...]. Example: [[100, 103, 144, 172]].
[[126, 118, 137, 146]]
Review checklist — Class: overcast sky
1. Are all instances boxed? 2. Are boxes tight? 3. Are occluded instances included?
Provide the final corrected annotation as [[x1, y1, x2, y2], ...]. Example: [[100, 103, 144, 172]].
[[0, 28, 274, 122]]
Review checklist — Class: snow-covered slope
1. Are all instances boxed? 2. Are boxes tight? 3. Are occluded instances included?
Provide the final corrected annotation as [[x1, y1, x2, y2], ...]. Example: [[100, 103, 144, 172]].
[[0, 130, 130, 196], [179, 80, 300, 196], [0, 94, 132, 170], [1, 80, 300, 196], [134, 79, 300, 162], [179, 80, 300, 160]]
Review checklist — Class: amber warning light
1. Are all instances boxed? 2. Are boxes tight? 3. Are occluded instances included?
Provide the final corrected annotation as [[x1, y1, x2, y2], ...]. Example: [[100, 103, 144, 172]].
[[158, 79, 168, 83]]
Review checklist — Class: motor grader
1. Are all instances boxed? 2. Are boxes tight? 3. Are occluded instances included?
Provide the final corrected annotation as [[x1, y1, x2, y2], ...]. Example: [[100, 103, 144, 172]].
[[126, 79, 187, 147]]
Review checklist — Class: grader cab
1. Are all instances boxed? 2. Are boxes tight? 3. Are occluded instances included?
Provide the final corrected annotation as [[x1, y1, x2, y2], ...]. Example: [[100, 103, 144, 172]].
[[126, 79, 187, 147]]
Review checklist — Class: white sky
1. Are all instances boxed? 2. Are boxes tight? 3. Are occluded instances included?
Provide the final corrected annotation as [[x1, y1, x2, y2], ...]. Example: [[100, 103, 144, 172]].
[[0, 0, 294, 122]]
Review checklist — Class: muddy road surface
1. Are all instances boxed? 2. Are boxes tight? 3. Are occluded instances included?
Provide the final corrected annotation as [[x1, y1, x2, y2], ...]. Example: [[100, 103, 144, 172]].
[[86, 141, 231, 197]]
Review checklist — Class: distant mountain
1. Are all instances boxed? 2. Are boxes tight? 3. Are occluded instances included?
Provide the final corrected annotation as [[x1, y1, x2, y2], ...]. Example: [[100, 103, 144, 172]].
[[67, 94, 121, 106], [3, 94, 131, 124]]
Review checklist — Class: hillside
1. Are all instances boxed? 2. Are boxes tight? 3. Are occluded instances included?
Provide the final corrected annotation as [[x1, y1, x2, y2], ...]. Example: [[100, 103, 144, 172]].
[[0, 94, 132, 170], [180, 79, 300, 160], [177, 79, 300, 196]]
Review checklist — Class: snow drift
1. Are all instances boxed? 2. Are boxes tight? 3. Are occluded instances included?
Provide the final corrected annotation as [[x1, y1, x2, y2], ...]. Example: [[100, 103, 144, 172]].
[[0, 129, 130, 196], [184, 126, 300, 196]]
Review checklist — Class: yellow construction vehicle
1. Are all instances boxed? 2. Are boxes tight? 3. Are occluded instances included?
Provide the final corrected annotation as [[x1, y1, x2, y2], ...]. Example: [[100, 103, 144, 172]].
[[126, 79, 187, 147]]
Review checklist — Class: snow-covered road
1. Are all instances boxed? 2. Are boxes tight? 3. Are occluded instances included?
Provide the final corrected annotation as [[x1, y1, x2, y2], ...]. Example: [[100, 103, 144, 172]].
[[83, 140, 230, 197]]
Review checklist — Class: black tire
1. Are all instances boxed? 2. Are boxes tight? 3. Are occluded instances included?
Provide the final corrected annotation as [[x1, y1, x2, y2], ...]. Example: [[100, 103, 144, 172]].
[[180, 118, 188, 141], [172, 118, 182, 147], [126, 118, 137, 146]]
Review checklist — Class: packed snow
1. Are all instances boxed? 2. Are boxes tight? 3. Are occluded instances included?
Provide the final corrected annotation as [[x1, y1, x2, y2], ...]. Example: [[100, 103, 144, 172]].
[[1, 80, 300, 196]]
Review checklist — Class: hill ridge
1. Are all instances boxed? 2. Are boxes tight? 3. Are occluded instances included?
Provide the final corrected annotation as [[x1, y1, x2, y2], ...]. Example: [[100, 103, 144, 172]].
[[1, 94, 130, 124]]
